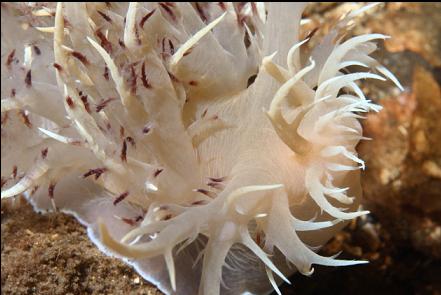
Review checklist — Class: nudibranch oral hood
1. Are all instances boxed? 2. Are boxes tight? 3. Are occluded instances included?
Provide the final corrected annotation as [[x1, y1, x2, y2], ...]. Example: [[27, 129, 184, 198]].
[[1, 2, 402, 295]]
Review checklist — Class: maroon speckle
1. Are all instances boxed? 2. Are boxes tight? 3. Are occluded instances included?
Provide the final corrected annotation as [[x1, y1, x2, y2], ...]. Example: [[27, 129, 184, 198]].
[[30, 185, 40, 195], [140, 9, 156, 28], [126, 136, 136, 147], [41, 147, 48, 159], [80, 94, 91, 113], [120, 214, 143, 225], [195, 3, 207, 22], [11, 89, 16, 97], [237, 13, 246, 27], [118, 39, 126, 49], [195, 188, 214, 198], [209, 176, 225, 182], [120, 126, 125, 138], [98, 10, 112, 23], [53, 63, 63, 72], [168, 39, 175, 55], [167, 71, 179, 82], [66, 96, 75, 108], [63, 16, 71, 28], [141, 62, 152, 89], [96, 97, 115, 112], [306, 27, 319, 40], [207, 182, 222, 189], [103, 65, 109, 80], [236, 3, 246, 13], [113, 191, 129, 205], [19, 111, 32, 128], [33, 45, 41, 55], [129, 64, 137, 94], [121, 217, 136, 226], [159, 3, 176, 21], [189, 80, 198, 86], [83, 167, 107, 180], [12, 166, 18, 179], [72, 51, 90, 65], [6, 49, 15, 68], [183, 46, 194, 57], [161, 38, 166, 55], [120, 139, 127, 162], [70, 140, 83, 146], [250, 3, 258, 15], [96, 30, 113, 53], [48, 183, 56, 198], [256, 231, 262, 245], [191, 200, 207, 206], [153, 168, 163, 178], [25, 70, 32, 87], [218, 2, 226, 11], [135, 23, 142, 46], [142, 125, 151, 134]]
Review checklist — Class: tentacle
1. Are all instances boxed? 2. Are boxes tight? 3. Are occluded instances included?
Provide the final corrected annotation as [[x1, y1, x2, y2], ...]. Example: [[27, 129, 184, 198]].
[[265, 192, 368, 276], [240, 226, 290, 284], [87, 37, 148, 122], [170, 12, 226, 70], [305, 165, 369, 219], [1, 161, 49, 199], [199, 237, 233, 295]]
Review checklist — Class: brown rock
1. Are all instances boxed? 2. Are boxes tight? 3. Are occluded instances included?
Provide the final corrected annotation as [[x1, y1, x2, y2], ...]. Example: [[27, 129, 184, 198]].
[[360, 65, 441, 258]]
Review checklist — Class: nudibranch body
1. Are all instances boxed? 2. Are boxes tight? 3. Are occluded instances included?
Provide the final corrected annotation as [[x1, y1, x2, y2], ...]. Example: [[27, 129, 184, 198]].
[[1, 3, 402, 295]]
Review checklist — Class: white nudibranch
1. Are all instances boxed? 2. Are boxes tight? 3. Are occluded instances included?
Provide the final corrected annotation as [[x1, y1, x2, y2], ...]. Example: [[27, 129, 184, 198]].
[[1, 3, 401, 295]]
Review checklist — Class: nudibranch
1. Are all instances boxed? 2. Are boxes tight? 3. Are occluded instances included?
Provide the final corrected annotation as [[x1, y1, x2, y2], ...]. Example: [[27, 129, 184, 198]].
[[1, 2, 402, 295]]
